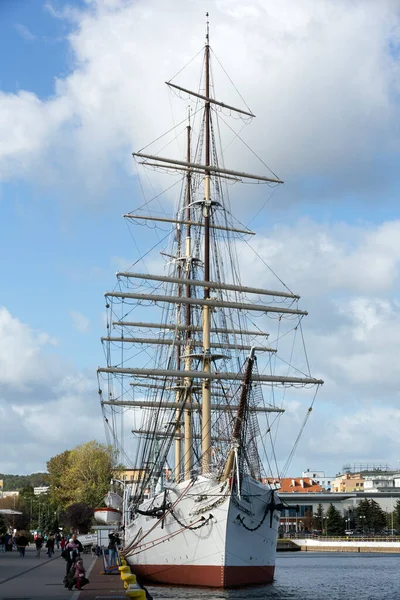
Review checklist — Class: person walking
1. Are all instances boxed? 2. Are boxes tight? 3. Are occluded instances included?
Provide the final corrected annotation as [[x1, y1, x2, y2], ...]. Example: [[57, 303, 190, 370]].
[[4, 533, 12, 552], [46, 533, 55, 558], [15, 532, 29, 557], [35, 534, 44, 558], [64, 534, 83, 578]]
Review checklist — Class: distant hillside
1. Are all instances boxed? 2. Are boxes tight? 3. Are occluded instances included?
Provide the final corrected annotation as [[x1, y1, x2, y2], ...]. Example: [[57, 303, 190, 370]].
[[0, 473, 49, 491]]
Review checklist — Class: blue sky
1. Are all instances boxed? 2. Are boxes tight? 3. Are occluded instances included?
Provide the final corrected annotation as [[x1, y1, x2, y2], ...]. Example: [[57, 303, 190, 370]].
[[2, 0, 400, 476], [0, 0, 73, 96]]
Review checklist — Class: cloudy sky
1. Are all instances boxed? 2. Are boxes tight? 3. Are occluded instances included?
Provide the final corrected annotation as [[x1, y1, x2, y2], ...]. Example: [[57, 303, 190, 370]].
[[1, 0, 400, 478]]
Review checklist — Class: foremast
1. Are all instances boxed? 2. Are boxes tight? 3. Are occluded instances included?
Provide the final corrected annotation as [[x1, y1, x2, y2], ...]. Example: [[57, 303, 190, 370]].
[[222, 347, 256, 483]]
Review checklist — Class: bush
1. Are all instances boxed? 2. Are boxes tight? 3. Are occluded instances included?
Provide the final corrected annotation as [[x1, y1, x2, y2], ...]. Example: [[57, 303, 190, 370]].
[[63, 503, 93, 534]]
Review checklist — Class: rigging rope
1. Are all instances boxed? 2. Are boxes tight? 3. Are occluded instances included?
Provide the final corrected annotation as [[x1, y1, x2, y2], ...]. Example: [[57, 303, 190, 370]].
[[280, 386, 320, 478]]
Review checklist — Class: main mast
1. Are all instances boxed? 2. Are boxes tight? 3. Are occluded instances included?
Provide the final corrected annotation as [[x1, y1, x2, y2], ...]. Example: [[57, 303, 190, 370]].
[[201, 14, 212, 474], [183, 117, 193, 480]]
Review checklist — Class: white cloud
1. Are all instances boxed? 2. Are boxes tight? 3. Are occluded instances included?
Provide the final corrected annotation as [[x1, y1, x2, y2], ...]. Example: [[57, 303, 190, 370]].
[[0, 308, 103, 473], [238, 219, 400, 296], [70, 310, 90, 332], [227, 216, 400, 472], [1, 0, 400, 203], [0, 307, 59, 392], [306, 406, 400, 465], [3, 0, 400, 475], [14, 24, 37, 42]]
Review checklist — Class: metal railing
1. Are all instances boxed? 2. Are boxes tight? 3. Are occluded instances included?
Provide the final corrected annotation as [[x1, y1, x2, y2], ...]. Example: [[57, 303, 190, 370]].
[[281, 533, 400, 542]]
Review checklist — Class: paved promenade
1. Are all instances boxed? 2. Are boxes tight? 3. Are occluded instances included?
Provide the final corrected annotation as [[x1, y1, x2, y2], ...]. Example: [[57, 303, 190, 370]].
[[0, 547, 99, 600], [0, 547, 163, 600]]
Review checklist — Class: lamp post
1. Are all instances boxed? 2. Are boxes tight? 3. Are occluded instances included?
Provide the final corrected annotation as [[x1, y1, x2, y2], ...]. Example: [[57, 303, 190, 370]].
[[325, 516, 329, 538], [359, 514, 366, 535], [391, 496, 394, 532]]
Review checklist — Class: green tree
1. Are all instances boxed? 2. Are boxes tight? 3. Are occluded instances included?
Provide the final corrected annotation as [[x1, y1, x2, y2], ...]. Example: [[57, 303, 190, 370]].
[[356, 499, 386, 533], [369, 499, 386, 532], [0, 473, 49, 491], [48, 441, 116, 509], [20, 485, 35, 498], [393, 500, 400, 530], [65, 441, 116, 506], [13, 509, 30, 531], [356, 498, 369, 532], [326, 504, 345, 536], [64, 503, 93, 534], [0, 513, 7, 535], [47, 450, 73, 508], [312, 503, 324, 531]]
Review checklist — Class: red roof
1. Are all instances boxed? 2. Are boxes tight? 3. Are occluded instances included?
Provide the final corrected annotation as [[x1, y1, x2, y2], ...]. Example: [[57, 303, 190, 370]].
[[263, 477, 323, 493]]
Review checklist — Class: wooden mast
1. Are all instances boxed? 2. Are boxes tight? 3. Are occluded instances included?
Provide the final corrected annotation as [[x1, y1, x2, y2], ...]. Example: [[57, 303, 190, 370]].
[[222, 348, 256, 480], [174, 207, 182, 483], [202, 14, 212, 474], [183, 116, 193, 480]]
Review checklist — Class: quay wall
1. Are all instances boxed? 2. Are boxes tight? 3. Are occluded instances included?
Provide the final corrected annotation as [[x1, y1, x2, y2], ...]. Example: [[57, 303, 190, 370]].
[[295, 539, 400, 553]]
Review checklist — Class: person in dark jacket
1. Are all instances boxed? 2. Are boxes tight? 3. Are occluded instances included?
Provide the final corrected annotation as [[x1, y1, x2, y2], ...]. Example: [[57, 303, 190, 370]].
[[15, 533, 29, 557], [46, 534, 55, 557], [64, 533, 83, 577], [35, 534, 44, 558], [4, 533, 12, 552], [107, 532, 118, 567]]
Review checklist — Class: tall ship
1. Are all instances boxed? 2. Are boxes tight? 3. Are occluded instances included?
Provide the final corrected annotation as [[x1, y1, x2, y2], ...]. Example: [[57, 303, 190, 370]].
[[97, 17, 323, 588]]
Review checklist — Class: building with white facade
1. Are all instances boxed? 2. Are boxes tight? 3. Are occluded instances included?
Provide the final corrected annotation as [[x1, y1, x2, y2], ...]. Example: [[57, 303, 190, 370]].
[[280, 491, 400, 533], [1, 491, 19, 499], [33, 486, 50, 496], [363, 473, 400, 493], [302, 470, 334, 491]]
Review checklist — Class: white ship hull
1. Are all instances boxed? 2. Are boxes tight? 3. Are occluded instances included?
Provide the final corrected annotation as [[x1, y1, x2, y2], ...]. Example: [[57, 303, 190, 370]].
[[124, 474, 280, 587]]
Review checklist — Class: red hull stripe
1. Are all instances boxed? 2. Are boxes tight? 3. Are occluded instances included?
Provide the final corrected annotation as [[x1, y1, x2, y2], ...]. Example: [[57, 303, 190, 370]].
[[131, 564, 275, 588]]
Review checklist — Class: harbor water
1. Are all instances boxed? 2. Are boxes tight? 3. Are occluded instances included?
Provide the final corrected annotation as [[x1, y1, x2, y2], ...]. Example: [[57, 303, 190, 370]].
[[149, 552, 400, 600]]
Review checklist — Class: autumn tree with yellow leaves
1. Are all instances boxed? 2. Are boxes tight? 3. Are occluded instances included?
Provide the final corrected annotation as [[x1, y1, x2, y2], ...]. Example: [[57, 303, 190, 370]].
[[47, 441, 116, 509]]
